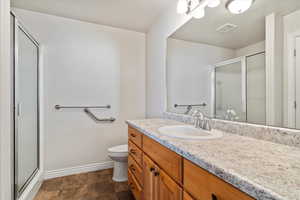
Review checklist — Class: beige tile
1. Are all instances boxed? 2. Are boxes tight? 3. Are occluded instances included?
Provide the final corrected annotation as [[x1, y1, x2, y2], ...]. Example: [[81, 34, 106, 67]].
[[41, 177, 63, 191], [34, 169, 133, 200], [113, 182, 129, 193], [34, 190, 61, 200]]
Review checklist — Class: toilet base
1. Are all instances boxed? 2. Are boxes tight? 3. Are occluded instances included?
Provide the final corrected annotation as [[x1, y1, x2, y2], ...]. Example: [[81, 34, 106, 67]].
[[112, 161, 128, 182]]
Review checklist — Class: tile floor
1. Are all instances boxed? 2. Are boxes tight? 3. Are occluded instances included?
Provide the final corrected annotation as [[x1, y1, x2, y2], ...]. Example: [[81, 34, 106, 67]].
[[34, 168, 134, 200]]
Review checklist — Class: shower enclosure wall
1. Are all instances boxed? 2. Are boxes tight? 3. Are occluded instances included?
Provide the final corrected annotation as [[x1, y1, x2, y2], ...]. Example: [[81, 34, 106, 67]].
[[11, 13, 42, 199], [213, 52, 266, 124]]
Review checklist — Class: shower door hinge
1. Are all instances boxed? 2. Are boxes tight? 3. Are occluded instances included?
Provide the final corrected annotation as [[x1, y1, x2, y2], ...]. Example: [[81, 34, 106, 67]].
[[16, 103, 21, 116], [295, 101, 297, 109], [294, 49, 297, 57]]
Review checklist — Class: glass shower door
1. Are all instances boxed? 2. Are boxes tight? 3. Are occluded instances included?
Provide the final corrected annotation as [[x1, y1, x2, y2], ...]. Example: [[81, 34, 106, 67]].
[[214, 58, 246, 122], [14, 18, 40, 197], [246, 52, 266, 125]]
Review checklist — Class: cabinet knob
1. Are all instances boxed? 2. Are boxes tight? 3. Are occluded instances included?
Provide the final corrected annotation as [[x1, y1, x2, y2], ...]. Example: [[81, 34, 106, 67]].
[[130, 133, 136, 138], [129, 183, 135, 190], [150, 167, 155, 172], [154, 171, 160, 176], [130, 165, 136, 171], [211, 194, 218, 200], [130, 149, 136, 154]]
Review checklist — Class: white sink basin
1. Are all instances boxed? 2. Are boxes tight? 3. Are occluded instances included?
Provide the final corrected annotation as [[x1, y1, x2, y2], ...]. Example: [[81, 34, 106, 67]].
[[158, 125, 223, 140]]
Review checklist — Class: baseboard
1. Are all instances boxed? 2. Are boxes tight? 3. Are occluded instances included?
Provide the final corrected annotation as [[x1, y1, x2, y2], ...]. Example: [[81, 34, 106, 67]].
[[45, 161, 114, 180]]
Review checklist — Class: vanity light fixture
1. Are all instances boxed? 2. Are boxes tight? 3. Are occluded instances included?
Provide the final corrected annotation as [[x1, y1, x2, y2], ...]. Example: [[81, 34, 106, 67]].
[[177, 0, 221, 19], [226, 0, 254, 14], [192, 7, 205, 19], [207, 0, 221, 7], [177, 0, 188, 14]]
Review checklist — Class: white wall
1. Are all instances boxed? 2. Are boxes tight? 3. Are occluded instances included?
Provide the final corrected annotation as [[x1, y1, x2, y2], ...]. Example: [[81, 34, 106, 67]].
[[283, 9, 300, 127], [146, 3, 192, 117], [265, 13, 283, 127], [13, 8, 146, 172], [235, 41, 265, 57], [167, 38, 235, 116]]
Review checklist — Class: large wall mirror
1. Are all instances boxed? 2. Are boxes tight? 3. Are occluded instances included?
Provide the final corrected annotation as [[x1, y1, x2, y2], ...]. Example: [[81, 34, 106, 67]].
[[166, 0, 300, 129]]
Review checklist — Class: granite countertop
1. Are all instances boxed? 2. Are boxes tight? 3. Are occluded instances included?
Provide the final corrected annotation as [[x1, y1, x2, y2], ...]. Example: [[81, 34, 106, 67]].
[[126, 119, 300, 200]]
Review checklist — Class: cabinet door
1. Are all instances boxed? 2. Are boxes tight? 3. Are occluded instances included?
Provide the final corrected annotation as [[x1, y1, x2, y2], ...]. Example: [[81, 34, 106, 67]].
[[128, 155, 143, 186], [183, 191, 194, 200], [209, 176, 254, 200], [143, 154, 159, 200], [157, 169, 182, 200], [128, 126, 143, 148], [128, 170, 143, 200], [184, 159, 211, 200], [129, 140, 143, 166], [143, 136, 182, 183], [184, 159, 254, 200]]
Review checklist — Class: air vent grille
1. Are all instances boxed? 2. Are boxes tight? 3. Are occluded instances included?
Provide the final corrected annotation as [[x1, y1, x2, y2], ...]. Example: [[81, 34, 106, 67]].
[[216, 23, 238, 33]]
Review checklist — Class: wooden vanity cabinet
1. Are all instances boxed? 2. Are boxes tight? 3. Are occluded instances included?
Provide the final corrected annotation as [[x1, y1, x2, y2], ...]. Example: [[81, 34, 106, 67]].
[[128, 126, 254, 200], [128, 126, 143, 147], [183, 191, 194, 200], [128, 155, 143, 185], [157, 168, 182, 200], [183, 159, 211, 200], [128, 126, 182, 200], [143, 154, 182, 200], [143, 154, 159, 200], [143, 136, 182, 184], [128, 127, 144, 200], [129, 140, 143, 166], [183, 159, 255, 200], [128, 170, 143, 200]]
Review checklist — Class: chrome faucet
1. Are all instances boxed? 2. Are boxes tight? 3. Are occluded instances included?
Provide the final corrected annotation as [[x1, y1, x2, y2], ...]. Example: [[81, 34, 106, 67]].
[[191, 109, 212, 131], [191, 109, 204, 128]]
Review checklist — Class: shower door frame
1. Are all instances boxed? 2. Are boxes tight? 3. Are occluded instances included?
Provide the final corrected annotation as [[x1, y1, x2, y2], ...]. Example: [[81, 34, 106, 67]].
[[211, 56, 247, 121], [12, 13, 41, 199]]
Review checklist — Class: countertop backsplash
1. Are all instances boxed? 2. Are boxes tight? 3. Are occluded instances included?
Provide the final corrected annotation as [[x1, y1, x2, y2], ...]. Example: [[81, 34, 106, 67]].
[[163, 112, 300, 148]]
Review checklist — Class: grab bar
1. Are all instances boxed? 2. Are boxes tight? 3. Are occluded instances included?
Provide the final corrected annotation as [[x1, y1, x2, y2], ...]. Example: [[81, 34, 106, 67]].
[[84, 108, 115, 123], [174, 103, 207, 108], [55, 105, 111, 110]]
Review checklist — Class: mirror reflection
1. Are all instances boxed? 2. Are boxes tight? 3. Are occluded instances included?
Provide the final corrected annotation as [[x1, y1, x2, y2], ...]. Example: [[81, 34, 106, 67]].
[[166, 0, 300, 129]]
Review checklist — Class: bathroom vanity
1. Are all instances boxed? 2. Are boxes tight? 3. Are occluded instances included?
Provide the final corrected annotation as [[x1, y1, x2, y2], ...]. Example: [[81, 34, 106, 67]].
[[126, 119, 300, 200], [127, 124, 254, 200]]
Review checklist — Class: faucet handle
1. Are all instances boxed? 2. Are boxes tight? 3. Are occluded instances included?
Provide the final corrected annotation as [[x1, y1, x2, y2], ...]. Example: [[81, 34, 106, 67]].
[[191, 109, 204, 119], [203, 117, 212, 131]]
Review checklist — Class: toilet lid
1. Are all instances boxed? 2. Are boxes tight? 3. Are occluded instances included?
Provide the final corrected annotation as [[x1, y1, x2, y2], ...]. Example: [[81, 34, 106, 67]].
[[108, 144, 128, 153]]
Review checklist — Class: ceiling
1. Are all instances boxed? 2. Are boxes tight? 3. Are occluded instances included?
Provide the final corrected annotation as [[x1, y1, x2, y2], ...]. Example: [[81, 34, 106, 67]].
[[171, 0, 300, 49], [12, 0, 175, 33]]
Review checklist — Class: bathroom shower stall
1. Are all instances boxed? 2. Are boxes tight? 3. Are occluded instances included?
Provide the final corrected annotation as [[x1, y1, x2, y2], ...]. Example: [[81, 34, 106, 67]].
[[11, 13, 41, 199], [213, 52, 266, 124]]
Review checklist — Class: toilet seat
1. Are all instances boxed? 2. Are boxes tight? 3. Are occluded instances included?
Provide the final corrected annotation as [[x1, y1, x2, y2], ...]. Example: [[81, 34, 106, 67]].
[[108, 144, 128, 158], [108, 144, 128, 153]]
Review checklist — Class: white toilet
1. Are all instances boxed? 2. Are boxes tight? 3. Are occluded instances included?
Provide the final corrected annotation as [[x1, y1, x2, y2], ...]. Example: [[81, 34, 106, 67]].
[[108, 144, 128, 182]]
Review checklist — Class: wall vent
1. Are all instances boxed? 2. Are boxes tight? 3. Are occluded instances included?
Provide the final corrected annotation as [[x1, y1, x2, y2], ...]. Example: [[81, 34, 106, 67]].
[[216, 23, 238, 33]]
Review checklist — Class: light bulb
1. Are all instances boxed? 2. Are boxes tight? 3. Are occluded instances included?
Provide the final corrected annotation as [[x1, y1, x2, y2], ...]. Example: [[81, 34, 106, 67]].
[[177, 0, 188, 14], [190, 0, 199, 10], [207, 0, 221, 8], [192, 7, 205, 19], [226, 0, 254, 14]]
